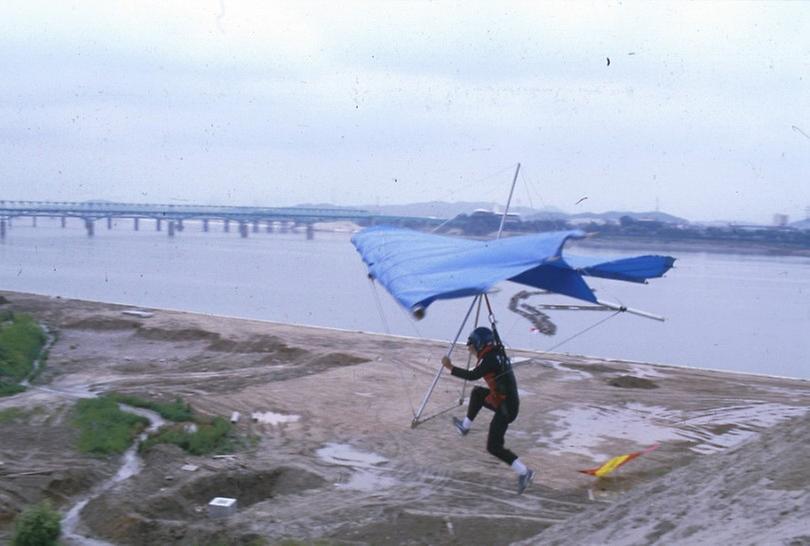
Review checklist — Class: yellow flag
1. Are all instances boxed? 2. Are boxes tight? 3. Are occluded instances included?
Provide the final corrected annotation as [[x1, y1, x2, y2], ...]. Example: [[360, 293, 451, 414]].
[[579, 444, 659, 477]]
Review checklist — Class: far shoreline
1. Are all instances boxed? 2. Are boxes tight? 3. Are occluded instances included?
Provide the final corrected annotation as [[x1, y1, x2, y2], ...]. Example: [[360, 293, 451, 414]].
[[2, 288, 807, 384], [3, 219, 809, 258], [569, 235, 810, 258]]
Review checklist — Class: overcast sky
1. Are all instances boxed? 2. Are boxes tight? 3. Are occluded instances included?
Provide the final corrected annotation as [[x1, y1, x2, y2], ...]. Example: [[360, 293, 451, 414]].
[[1, 1, 808, 223]]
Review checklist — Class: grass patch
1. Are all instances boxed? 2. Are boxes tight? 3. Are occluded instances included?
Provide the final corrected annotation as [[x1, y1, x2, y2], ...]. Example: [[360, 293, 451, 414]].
[[74, 392, 240, 457], [109, 393, 194, 422], [0, 407, 26, 424], [0, 383, 26, 397], [0, 312, 46, 394], [141, 416, 234, 455], [73, 397, 149, 455]]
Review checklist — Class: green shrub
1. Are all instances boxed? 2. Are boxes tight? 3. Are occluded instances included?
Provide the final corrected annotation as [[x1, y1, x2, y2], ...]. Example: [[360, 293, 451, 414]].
[[0, 313, 46, 383], [11, 501, 61, 546], [73, 396, 149, 455], [109, 393, 194, 422], [0, 382, 26, 397], [141, 417, 233, 455]]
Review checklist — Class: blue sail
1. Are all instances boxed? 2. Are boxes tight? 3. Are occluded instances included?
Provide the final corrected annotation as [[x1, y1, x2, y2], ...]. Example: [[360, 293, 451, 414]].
[[352, 226, 674, 313]]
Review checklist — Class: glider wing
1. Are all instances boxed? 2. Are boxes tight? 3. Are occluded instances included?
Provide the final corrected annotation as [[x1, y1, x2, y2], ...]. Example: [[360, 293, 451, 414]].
[[351, 226, 675, 314]]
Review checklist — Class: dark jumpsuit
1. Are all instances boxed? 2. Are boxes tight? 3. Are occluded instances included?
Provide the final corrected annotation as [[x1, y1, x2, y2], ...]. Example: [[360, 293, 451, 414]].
[[450, 344, 520, 465]]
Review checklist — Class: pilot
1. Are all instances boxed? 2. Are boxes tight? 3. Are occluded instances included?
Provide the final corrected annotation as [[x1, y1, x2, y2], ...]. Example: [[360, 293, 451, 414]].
[[442, 326, 534, 494]]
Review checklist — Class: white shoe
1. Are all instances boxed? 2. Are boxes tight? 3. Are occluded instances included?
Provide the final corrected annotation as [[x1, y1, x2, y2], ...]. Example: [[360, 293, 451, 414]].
[[452, 416, 469, 436], [517, 469, 534, 494]]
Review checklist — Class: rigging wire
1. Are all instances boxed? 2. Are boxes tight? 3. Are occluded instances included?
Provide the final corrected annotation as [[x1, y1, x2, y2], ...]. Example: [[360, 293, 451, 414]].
[[482, 290, 624, 381], [459, 296, 483, 404], [431, 164, 521, 233], [412, 294, 481, 426], [519, 169, 535, 210], [431, 163, 518, 203], [367, 277, 418, 418], [369, 277, 391, 334], [520, 169, 553, 213], [430, 216, 454, 233], [420, 163, 521, 231], [543, 310, 623, 354]]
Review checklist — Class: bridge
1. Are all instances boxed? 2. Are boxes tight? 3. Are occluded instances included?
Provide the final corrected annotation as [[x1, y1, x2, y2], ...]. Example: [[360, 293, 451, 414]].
[[0, 200, 442, 239]]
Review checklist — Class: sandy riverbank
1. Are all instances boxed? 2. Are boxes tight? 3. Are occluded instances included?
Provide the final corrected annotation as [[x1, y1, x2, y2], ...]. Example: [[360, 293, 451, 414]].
[[0, 290, 808, 545]]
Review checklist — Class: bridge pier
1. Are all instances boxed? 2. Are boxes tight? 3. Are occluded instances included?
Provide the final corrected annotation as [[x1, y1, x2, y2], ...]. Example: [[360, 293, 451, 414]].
[[1, 219, 5, 239], [239, 222, 248, 238], [168, 221, 175, 237], [0, 203, 382, 240], [306, 223, 314, 240]]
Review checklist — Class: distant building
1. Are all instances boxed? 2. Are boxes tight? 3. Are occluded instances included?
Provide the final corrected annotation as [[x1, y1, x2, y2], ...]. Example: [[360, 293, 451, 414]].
[[470, 209, 521, 225], [470, 208, 496, 217], [773, 213, 789, 227], [569, 217, 610, 226]]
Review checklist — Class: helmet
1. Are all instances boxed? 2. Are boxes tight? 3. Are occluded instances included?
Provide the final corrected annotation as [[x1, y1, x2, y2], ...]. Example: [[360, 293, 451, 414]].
[[467, 326, 494, 352]]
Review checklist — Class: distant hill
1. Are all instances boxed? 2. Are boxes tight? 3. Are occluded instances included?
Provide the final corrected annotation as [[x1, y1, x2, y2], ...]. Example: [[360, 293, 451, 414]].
[[791, 218, 810, 230], [291, 202, 369, 212], [566, 210, 690, 224], [357, 201, 566, 219], [297, 201, 689, 224]]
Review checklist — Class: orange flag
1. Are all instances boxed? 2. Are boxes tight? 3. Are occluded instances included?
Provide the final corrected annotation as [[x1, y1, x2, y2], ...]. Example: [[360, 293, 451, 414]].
[[578, 444, 660, 477]]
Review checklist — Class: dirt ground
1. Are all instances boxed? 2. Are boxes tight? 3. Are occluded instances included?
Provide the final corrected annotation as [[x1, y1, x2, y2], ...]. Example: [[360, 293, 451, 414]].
[[1, 290, 808, 545]]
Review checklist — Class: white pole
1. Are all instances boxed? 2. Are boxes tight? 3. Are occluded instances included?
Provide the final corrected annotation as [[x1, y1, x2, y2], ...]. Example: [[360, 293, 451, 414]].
[[496, 163, 521, 240], [595, 299, 666, 322], [412, 295, 480, 427], [459, 297, 483, 405]]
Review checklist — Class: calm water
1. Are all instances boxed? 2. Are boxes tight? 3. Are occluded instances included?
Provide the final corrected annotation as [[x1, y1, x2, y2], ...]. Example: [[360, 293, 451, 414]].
[[2, 218, 809, 379]]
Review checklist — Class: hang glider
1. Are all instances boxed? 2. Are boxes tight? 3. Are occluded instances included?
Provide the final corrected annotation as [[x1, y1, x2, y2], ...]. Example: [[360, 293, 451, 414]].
[[353, 224, 676, 427], [578, 444, 660, 477], [351, 226, 675, 318]]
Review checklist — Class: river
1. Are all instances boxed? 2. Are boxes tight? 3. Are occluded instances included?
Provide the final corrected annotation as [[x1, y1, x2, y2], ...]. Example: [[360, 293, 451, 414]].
[[1, 218, 808, 379]]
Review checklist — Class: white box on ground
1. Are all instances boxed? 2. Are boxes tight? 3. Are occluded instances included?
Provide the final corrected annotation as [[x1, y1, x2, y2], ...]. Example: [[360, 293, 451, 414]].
[[230, 411, 240, 423], [208, 497, 237, 518]]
